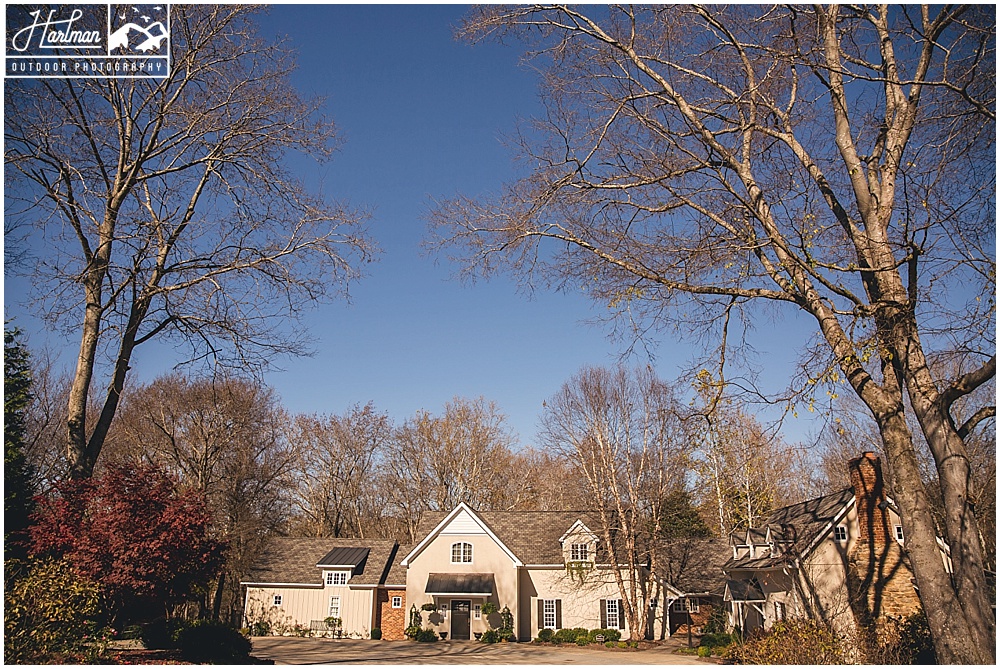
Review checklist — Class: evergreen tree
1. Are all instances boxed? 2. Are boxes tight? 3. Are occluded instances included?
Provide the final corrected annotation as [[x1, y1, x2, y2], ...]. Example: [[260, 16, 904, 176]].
[[4, 327, 35, 567]]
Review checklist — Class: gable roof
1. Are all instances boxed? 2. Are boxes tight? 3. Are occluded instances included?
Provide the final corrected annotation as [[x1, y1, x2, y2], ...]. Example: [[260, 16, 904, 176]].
[[402, 502, 524, 567], [242, 537, 397, 587], [726, 488, 856, 569], [412, 507, 609, 565]]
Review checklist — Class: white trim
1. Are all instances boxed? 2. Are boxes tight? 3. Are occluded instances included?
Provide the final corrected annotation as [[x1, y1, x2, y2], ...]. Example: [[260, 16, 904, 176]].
[[316, 563, 360, 569], [242, 582, 323, 588], [383, 583, 406, 588], [559, 519, 598, 544], [391, 596, 403, 609], [401, 502, 523, 567], [426, 591, 492, 597]]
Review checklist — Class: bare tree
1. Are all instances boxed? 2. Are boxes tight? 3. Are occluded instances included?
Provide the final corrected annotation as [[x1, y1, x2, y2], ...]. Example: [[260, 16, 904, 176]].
[[433, 6, 994, 660], [690, 380, 808, 535], [539, 365, 687, 641], [290, 403, 392, 539], [4, 6, 376, 480], [105, 373, 296, 622], [383, 396, 528, 542]]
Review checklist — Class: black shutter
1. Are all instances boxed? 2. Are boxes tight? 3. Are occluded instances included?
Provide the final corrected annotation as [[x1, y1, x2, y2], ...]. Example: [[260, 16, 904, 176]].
[[555, 600, 562, 630], [599, 599, 607, 628], [537, 599, 544, 630], [618, 600, 625, 629]]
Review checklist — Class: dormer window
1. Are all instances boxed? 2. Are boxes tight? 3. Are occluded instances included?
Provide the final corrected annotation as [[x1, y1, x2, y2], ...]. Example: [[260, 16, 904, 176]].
[[570, 543, 590, 561], [451, 542, 473, 563], [325, 570, 349, 586]]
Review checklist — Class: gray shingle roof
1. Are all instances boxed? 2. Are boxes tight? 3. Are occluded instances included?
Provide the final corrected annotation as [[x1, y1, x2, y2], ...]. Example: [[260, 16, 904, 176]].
[[657, 538, 731, 596], [243, 537, 397, 587], [416, 510, 609, 564], [725, 488, 855, 569], [384, 544, 409, 586]]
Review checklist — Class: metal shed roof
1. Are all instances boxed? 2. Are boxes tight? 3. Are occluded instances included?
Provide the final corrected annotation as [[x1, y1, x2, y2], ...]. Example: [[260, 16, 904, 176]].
[[316, 546, 370, 571]]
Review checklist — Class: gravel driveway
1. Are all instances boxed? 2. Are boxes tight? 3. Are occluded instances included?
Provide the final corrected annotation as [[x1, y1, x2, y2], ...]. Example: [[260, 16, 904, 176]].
[[250, 637, 715, 665]]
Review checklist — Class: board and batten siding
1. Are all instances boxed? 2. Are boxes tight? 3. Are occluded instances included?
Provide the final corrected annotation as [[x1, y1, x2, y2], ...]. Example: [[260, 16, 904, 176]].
[[245, 585, 375, 637], [438, 509, 488, 535]]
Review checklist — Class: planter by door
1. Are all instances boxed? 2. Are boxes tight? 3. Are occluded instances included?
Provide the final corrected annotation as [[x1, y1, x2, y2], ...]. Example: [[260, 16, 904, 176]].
[[450, 600, 471, 640]]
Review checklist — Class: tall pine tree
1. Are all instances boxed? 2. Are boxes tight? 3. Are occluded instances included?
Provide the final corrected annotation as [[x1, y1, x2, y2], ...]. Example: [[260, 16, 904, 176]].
[[5, 327, 35, 568]]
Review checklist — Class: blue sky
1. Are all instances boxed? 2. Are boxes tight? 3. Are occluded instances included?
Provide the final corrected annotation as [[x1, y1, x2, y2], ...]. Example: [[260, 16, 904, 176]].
[[4, 5, 821, 447]]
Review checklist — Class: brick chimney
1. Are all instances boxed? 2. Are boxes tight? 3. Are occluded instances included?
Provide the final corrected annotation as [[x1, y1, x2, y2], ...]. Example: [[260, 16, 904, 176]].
[[849, 451, 891, 545]]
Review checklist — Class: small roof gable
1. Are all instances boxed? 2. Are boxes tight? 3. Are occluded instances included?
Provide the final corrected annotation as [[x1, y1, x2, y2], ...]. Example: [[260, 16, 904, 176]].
[[559, 519, 599, 544]]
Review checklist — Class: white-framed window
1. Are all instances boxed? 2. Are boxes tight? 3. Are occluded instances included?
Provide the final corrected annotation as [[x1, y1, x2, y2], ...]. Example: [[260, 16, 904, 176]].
[[329, 596, 341, 618], [833, 525, 848, 542], [272, 594, 282, 607], [774, 601, 786, 621], [325, 570, 349, 586], [570, 543, 590, 561], [391, 596, 402, 609], [474, 604, 482, 620], [439, 604, 448, 619], [451, 542, 473, 563], [605, 599, 620, 629], [543, 599, 557, 629], [673, 598, 699, 613], [895, 525, 904, 541]]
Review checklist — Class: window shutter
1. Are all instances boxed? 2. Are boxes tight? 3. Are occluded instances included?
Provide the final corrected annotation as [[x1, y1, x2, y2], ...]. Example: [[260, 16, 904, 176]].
[[537, 600, 544, 629], [618, 600, 625, 629], [599, 599, 607, 628], [555, 599, 562, 630]]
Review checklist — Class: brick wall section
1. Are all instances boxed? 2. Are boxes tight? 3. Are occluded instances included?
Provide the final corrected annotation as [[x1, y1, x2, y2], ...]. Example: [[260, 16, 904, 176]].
[[847, 452, 922, 623], [849, 452, 892, 545], [377, 589, 406, 640]]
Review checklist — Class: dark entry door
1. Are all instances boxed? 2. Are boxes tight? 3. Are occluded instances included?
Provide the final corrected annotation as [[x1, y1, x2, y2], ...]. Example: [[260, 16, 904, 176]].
[[451, 600, 471, 640]]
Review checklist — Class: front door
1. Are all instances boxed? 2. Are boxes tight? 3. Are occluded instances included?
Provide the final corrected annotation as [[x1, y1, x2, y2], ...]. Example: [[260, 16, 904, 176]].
[[451, 600, 471, 640]]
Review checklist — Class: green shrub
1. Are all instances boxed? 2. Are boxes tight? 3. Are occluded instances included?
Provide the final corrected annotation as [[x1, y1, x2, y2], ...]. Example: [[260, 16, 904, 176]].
[[700, 632, 735, 649], [617, 641, 628, 649], [535, 628, 554, 642], [898, 612, 936, 664], [698, 645, 712, 657], [575, 635, 589, 645], [404, 625, 421, 640], [480, 629, 499, 644], [703, 605, 728, 634], [414, 628, 438, 642], [250, 620, 271, 636], [176, 620, 252, 663], [587, 628, 622, 643], [371, 628, 382, 640], [605, 640, 616, 648], [4, 558, 103, 664], [553, 627, 588, 644]]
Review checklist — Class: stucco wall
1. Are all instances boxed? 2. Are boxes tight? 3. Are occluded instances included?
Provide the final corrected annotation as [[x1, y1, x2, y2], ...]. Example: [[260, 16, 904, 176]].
[[405, 532, 520, 639], [520, 567, 633, 639]]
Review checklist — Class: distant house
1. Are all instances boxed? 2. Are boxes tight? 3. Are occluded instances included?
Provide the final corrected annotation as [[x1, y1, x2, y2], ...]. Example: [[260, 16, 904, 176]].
[[242, 452, 934, 642], [723, 452, 940, 635], [242, 507, 671, 640]]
